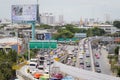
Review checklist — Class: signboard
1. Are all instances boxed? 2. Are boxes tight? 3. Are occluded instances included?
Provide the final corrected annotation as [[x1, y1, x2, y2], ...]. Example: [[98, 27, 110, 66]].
[[11, 5, 37, 22], [29, 40, 57, 49], [36, 33, 51, 40], [45, 33, 51, 40], [36, 34, 45, 40], [74, 33, 86, 38]]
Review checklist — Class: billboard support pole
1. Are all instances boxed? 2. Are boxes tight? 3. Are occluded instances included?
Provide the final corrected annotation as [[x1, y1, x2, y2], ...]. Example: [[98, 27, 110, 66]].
[[32, 22, 35, 40]]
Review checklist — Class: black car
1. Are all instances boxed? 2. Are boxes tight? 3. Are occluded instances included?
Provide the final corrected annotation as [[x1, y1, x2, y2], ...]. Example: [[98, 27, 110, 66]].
[[86, 53, 90, 57], [86, 62, 91, 67], [96, 69, 101, 73], [95, 62, 99, 67]]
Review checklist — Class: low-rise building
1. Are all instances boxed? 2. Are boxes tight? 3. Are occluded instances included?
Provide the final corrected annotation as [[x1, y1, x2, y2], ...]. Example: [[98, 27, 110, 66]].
[[0, 37, 22, 53]]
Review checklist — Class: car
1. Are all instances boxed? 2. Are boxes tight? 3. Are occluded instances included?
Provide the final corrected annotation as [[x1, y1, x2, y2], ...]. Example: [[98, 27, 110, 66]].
[[86, 62, 91, 67], [80, 60, 84, 65], [95, 62, 99, 67], [95, 54, 100, 59], [52, 73, 63, 79], [96, 55, 100, 59], [37, 65, 44, 70], [86, 53, 90, 57], [29, 62, 38, 73], [79, 54, 84, 59], [96, 69, 101, 73], [39, 56, 45, 61], [30, 58, 38, 63], [80, 65, 84, 69]]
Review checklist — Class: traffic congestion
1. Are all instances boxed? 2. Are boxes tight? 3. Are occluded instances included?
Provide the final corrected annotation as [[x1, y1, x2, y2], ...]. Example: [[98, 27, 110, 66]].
[[25, 44, 75, 80]]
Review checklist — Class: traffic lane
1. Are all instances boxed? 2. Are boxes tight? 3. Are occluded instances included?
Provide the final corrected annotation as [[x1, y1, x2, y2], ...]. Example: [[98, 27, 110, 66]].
[[93, 48, 112, 75], [88, 41, 95, 72], [84, 57, 92, 71], [99, 48, 112, 75], [93, 49, 102, 73], [80, 48, 92, 71], [84, 42, 92, 71]]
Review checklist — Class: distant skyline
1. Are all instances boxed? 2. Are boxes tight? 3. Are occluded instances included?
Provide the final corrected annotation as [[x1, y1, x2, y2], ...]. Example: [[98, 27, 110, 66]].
[[0, 0, 120, 22]]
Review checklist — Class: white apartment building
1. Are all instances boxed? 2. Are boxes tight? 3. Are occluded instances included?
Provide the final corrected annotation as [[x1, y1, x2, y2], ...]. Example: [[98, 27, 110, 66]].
[[83, 24, 120, 34], [40, 13, 55, 25]]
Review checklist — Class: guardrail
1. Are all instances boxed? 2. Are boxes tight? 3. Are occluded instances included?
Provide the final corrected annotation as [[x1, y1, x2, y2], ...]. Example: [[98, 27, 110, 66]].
[[16, 70, 32, 80], [53, 61, 120, 80]]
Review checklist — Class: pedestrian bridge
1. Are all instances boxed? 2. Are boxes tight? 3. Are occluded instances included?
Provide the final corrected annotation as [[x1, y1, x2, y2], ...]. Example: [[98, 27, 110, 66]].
[[53, 61, 120, 80]]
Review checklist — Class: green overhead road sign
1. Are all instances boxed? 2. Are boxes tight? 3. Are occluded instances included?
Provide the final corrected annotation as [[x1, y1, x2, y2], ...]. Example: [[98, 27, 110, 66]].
[[29, 40, 57, 49]]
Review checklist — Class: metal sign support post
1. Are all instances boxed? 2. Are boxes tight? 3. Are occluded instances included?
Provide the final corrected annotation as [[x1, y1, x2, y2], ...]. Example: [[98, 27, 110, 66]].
[[49, 40, 51, 80], [32, 22, 35, 40], [28, 42, 30, 61]]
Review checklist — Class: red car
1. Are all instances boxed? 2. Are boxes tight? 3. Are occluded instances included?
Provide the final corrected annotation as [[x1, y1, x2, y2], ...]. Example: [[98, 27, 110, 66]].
[[51, 73, 63, 79], [95, 54, 100, 59]]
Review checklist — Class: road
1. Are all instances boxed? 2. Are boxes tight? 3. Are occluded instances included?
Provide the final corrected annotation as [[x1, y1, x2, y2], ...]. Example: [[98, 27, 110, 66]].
[[97, 47, 112, 75], [76, 38, 93, 71], [92, 44, 113, 75]]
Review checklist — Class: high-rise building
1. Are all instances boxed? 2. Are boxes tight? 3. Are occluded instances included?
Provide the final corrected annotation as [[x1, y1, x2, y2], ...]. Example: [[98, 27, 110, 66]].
[[40, 13, 55, 25], [58, 15, 64, 25], [105, 14, 110, 22]]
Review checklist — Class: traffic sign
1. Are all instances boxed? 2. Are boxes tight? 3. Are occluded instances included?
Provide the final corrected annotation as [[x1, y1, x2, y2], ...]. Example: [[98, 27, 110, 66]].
[[29, 40, 57, 49]]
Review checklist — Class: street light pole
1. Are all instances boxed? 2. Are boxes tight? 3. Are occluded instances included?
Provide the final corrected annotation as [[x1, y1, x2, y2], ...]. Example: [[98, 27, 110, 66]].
[[28, 41, 30, 61]]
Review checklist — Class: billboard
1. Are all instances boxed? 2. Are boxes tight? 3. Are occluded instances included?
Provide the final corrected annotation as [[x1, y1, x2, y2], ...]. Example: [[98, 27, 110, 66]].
[[11, 5, 37, 22], [36, 34, 45, 40], [45, 33, 51, 40], [36, 33, 51, 40]]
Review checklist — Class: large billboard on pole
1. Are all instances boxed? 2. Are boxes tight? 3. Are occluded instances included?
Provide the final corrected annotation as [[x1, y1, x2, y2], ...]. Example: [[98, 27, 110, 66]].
[[11, 5, 37, 22]]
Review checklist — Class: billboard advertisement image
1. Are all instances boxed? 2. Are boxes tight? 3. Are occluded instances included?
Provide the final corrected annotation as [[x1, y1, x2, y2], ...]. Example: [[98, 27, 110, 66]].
[[11, 5, 37, 22]]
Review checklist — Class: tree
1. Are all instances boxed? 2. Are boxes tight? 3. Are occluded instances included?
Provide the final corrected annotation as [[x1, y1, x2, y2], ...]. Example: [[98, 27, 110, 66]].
[[87, 27, 105, 37], [117, 67, 120, 77], [59, 30, 74, 38], [87, 28, 93, 37], [36, 24, 52, 29], [66, 26, 76, 33], [0, 49, 17, 80], [113, 21, 120, 29], [114, 46, 119, 55]]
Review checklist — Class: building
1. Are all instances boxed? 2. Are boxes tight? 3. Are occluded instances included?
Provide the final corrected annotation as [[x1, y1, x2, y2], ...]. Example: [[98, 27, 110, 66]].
[[74, 33, 87, 39], [0, 37, 23, 53], [97, 25, 120, 34], [40, 13, 55, 25], [86, 24, 120, 34], [58, 15, 64, 25]]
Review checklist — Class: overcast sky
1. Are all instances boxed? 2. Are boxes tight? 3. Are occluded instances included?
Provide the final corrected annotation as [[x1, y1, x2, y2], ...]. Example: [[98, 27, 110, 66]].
[[0, 0, 120, 22]]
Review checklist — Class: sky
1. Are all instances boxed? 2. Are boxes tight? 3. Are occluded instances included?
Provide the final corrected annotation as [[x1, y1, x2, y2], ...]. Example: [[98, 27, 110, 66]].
[[0, 0, 120, 22]]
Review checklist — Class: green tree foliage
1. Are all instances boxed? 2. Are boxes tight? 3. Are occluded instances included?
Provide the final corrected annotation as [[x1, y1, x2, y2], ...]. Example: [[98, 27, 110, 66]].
[[59, 30, 74, 38], [57, 28, 66, 33], [36, 24, 52, 29], [87, 28, 93, 37], [87, 27, 105, 37], [0, 49, 17, 80], [117, 67, 120, 77], [52, 33, 59, 40], [23, 49, 36, 60], [113, 21, 120, 29], [66, 26, 76, 33], [114, 46, 119, 55], [53, 24, 87, 39]]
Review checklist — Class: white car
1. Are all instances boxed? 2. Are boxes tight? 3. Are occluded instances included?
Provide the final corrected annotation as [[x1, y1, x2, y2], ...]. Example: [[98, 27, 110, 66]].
[[29, 62, 38, 73], [79, 54, 83, 59], [37, 65, 44, 70]]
